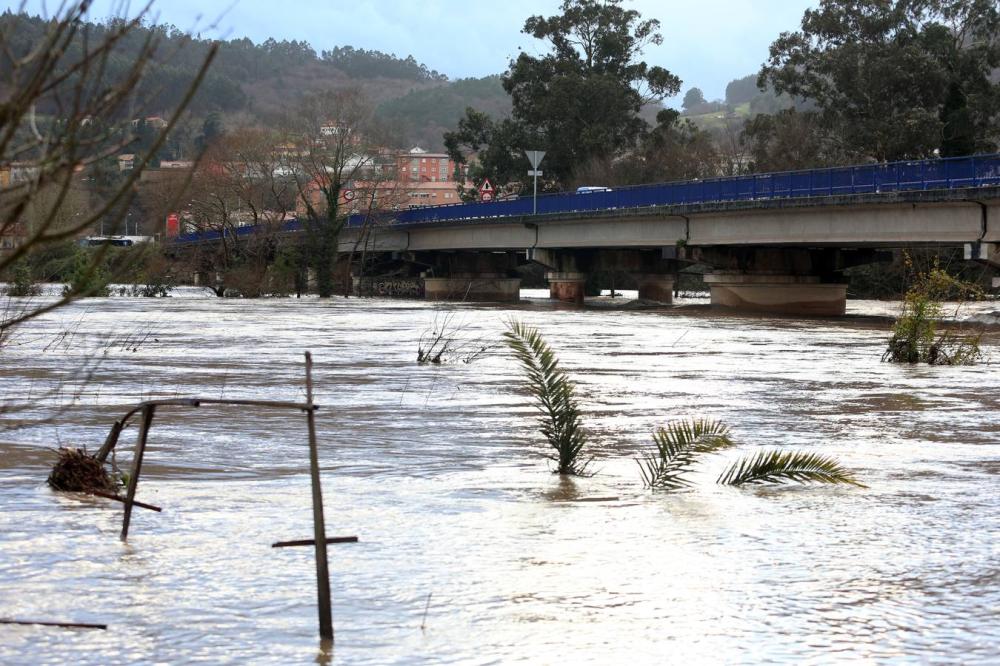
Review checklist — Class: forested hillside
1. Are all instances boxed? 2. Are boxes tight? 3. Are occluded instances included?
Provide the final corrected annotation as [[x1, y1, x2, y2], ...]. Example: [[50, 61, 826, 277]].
[[377, 77, 512, 150], [0, 11, 509, 150]]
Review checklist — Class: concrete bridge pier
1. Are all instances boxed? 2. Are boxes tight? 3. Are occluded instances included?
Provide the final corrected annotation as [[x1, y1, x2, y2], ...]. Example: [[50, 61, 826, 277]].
[[423, 274, 522, 303], [531, 248, 680, 304], [546, 272, 588, 304], [421, 251, 522, 303], [703, 273, 848, 316], [691, 247, 876, 316], [632, 273, 676, 303], [527, 248, 590, 304]]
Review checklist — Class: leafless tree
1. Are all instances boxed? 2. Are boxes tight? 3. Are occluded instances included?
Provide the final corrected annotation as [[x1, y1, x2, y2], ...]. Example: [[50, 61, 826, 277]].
[[283, 87, 403, 297], [715, 116, 751, 177], [0, 1, 216, 334], [183, 128, 296, 296]]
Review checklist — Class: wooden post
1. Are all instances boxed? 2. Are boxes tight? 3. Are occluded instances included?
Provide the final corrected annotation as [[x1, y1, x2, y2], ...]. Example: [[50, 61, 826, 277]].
[[120, 405, 155, 542], [95, 419, 124, 463], [305, 352, 334, 640]]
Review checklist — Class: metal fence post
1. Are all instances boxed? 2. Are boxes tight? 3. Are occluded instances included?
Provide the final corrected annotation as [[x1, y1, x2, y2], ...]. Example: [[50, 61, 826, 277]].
[[120, 405, 156, 542], [304, 352, 334, 641]]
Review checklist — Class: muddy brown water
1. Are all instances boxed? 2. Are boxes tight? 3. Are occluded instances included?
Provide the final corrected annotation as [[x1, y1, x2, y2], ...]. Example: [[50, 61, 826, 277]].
[[1, 290, 998, 664]]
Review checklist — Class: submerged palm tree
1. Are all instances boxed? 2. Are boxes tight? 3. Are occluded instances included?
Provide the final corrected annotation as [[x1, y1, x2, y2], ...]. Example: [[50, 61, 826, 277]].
[[718, 450, 865, 487], [636, 419, 734, 489], [503, 320, 590, 476], [638, 419, 864, 489]]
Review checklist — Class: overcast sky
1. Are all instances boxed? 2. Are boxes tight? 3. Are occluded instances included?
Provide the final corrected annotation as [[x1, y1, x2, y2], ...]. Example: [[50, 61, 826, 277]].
[[13, 1, 816, 102]]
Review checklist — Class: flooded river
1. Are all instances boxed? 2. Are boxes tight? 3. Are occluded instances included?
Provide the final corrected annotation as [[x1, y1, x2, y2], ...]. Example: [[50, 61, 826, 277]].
[[1, 290, 998, 664]]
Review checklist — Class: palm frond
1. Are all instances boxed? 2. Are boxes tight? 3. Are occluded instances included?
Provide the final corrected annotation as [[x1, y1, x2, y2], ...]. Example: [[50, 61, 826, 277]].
[[503, 319, 590, 476], [718, 450, 865, 487], [637, 419, 734, 489]]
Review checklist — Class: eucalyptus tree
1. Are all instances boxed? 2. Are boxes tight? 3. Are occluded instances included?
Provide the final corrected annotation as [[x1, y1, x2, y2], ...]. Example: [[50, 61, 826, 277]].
[[445, 0, 681, 189], [759, 0, 1000, 161]]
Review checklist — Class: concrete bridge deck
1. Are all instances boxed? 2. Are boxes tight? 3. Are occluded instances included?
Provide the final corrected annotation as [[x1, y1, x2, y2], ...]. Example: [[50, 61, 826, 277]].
[[343, 186, 1000, 254], [175, 153, 1000, 314]]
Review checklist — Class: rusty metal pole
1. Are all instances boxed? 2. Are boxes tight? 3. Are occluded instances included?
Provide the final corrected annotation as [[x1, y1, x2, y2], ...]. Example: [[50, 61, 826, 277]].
[[120, 405, 155, 541], [305, 352, 333, 640]]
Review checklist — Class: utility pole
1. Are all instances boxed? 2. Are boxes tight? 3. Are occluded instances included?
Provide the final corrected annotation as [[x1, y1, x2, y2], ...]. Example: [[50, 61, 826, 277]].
[[525, 150, 546, 215]]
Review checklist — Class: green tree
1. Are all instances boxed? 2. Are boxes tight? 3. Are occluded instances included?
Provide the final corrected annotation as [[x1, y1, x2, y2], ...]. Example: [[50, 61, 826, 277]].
[[443, 109, 541, 199], [759, 0, 1000, 161], [588, 109, 719, 185], [940, 81, 976, 157], [741, 108, 839, 172], [682, 87, 707, 112], [197, 112, 224, 152], [725, 74, 759, 106], [63, 247, 110, 298], [445, 0, 681, 188]]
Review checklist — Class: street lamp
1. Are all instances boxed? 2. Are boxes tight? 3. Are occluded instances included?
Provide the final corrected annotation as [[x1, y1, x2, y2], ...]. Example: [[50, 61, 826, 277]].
[[525, 150, 546, 215]]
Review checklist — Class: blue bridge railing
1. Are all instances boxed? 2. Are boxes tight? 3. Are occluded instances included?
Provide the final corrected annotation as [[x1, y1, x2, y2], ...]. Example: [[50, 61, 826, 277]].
[[175, 153, 1000, 243], [359, 152, 1000, 227]]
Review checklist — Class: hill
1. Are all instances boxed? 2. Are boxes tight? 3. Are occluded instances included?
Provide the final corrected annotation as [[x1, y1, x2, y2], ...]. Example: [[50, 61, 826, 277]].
[[377, 76, 512, 150], [0, 11, 506, 150], [680, 73, 802, 131]]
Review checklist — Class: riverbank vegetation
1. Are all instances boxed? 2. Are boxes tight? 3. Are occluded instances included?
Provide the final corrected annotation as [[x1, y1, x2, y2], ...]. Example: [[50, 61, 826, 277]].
[[2, 242, 176, 299], [883, 256, 984, 365], [0, 2, 214, 341]]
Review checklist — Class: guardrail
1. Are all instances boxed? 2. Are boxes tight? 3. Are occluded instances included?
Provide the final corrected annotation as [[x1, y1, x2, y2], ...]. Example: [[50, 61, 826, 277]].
[[175, 153, 1000, 243]]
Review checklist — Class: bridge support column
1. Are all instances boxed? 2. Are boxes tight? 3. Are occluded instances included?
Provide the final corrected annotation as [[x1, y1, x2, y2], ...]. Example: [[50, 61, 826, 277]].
[[423, 275, 521, 303], [546, 272, 587, 304], [966, 242, 1000, 269], [632, 273, 675, 303], [703, 274, 847, 316]]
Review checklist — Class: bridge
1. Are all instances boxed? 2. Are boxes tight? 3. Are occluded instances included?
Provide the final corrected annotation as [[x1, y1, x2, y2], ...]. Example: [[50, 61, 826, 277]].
[[178, 153, 1000, 315]]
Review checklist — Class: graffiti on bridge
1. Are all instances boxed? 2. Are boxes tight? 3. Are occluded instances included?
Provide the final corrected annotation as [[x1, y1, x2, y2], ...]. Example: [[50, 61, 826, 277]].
[[355, 277, 424, 298]]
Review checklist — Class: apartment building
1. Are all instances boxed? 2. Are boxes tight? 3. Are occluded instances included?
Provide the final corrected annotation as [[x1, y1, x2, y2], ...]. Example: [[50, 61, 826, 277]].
[[396, 147, 464, 184]]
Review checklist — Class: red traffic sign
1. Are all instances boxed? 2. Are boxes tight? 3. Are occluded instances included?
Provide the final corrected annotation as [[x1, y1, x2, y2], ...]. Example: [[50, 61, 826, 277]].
[[481, 192, 494, 202], [343, 189, 356, 201], [478, 178, 494, 194]]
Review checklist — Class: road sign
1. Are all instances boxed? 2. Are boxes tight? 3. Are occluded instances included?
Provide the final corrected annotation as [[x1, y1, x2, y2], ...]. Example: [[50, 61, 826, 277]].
[[478, 178, 494, 201], [525, 150, 546, 215], [525, 150, 546, 169], [343, 189, 356, 201]]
